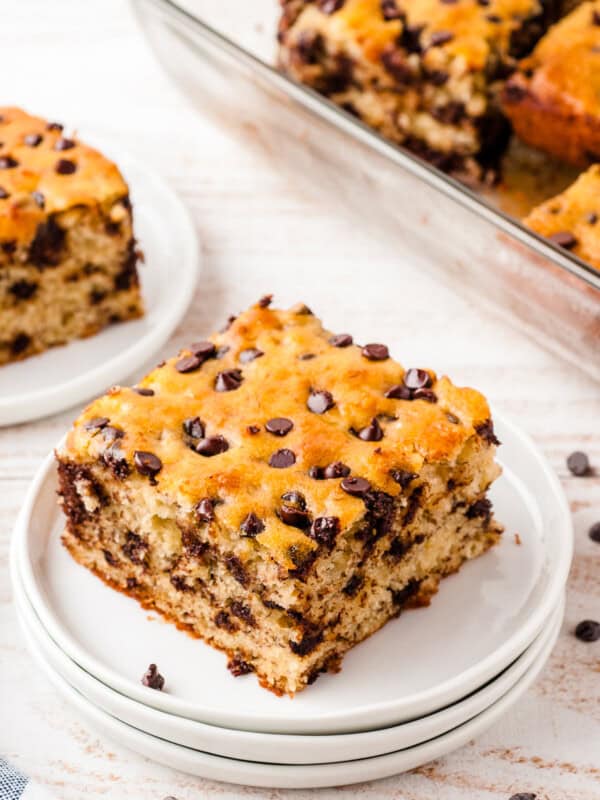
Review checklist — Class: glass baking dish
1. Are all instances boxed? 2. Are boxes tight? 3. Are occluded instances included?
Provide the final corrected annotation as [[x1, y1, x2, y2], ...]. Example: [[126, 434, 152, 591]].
[[132, 0, 600, 380]]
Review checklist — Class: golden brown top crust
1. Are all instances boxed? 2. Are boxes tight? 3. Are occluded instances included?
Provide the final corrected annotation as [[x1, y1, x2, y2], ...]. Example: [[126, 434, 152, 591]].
[[524, 164, 600, 271], [290, 0, 546, 70], [0, 107, 129, 244], [62, 300, 494, 570], [506, 2, 600, 117]]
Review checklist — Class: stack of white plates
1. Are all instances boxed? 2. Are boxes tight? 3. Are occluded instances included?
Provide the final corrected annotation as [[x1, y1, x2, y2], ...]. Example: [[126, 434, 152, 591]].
[[11, 413, 572, 789]]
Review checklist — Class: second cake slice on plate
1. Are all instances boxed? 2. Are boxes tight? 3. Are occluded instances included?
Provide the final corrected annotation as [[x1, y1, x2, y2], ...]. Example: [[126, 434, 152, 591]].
[[56, 298, 503, 695]]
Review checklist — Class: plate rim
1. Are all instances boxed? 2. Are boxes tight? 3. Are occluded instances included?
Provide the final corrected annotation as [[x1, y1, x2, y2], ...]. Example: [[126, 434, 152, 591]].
[[0, 144, 200, 426], [11, 555, 564, 764], [13, 409, 573, 734]]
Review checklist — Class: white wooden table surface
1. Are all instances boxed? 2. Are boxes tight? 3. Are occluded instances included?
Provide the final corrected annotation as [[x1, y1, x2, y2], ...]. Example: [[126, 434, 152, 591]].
[[1, 2, 599, 798]]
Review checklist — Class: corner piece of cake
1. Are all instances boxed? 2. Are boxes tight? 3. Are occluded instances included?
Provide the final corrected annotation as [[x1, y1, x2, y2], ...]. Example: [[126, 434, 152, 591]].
[[0, 107, 143, 365], [503, 1, 600, 167], [57, 297, 503, 695], [277, 0, 561, 182], [523, 163, 600, 270]]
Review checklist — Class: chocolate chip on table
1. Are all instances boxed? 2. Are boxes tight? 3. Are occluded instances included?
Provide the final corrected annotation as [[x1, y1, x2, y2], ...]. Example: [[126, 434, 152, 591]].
[[307, 389, 335, 414], [329, 333, 353, 347], [215, 369, 243, 392], [183, 416, 205, 439], [239, 347, 264, 363], [24, 133, 43, 147], [54, 137, 76, 151], [265, 417, 294, 436], [356, 418, 384, 442], [362, 343, 389, 361], [567, 451, 590, 476], [549, 230, 577, 249], [131, 387, 154, 396], [385, 383, 412, 400], [269, 449, 296, 468], [55, 158, 77, 174], [310, 516, 340, 547], [574, 620, 600, 642], [341, 476, 371, 497], [0, 186, 9, 199], [240, 512, 265, 537], [141, 663, 164, 690], [324, 461, 351, 479], [175, 353, 203, 373], [134, 451, 162, 477], [196, 498, 215, 522], [196, 435, 229, 457], [589, 521, 600, 543], [84, 416, 109, 432]]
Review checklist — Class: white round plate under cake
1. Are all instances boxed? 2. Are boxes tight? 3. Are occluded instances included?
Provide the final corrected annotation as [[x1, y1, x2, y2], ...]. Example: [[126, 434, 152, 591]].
[[13, 412, 573, 737], [0, 141, 200, 426], [12, 554, 564, 767]]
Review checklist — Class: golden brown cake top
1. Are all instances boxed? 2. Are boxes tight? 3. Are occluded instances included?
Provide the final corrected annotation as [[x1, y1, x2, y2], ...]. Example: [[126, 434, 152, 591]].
[[290, 0, 545, 70], [512, 2, 600, 116], [524, 164, 600, 271], [0, 107, 129, 244], [63, 299, 494, 570]]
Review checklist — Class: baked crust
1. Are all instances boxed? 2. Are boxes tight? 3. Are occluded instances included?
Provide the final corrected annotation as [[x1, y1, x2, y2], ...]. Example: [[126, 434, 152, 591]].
[[503, 2, 600, 165]]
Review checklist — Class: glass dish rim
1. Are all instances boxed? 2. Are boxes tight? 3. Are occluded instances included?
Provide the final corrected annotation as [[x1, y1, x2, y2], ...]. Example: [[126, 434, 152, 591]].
[[139, 0, 600, 292]]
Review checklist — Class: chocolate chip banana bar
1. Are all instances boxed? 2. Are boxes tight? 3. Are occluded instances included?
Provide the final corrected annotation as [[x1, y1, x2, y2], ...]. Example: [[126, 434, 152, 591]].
[[0, 107, 143, 365], [503, 1, 600, 166], [278, 0, 561, 181], [57, 298, 503, 695]]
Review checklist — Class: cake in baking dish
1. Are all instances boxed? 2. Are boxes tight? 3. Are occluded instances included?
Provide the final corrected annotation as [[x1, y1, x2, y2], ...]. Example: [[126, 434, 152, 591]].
[[278, 0, 563, 182], [56, 297, 503, 695], [503, 1, 600, 166], [524, 163, 600, 270], [0, 107, 143, 365]]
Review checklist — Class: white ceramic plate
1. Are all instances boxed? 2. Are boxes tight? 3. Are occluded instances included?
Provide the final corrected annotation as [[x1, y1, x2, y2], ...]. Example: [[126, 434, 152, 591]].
[[0, 144, 199, 426], [15, 593, 561, 789], [14, 412, 572, 734], [11, 558, 564, 765]]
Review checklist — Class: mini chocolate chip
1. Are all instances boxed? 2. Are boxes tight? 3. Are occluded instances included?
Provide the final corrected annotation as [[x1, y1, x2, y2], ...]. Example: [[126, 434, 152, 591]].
[[318, 0, 345, 12], [258, 294, 273, 307], [134, 451, 162, 477], [390, 469, 417, 488], [269, 448, 296, 468], [132, 387, 154, 396], [412, 388, 437, 403], [215, 369, 243, 392], [589, 521, 600, 543], [196, 498, 215, 522], [46, 121, 64, 131], [239, 347, 264, 363], [298, 353, 316, 361], [196, 435, 229, 457], [585, 212, 598, 224], [228, 657, 255, 676], [183, 416, 205, 439], [141, 663, 164, 690], [341, 476, 371, 497], [189, 340, 216, 359], [55, 158, 76, 175], [308, 466, 324, 479], [246, 425, 260, 435], [307, 389, 335, 414], [279, 503, 311, 529], [240, 511, 265, 537], [9, 280, 37, 299], [0, 186, 9, 199], [404, 368, 432, 390], [356, 417, 384, 441], [265, 417, 294, 436], [175, 354, 202, 373], [549, 230, 577, 249], [0, 156, 18, 169], [54, 137, 75, 151], [362, 343, 389, 360], [32, 191, 45, 208], [385, 383, 411, 400], [329, 333, 353, 347], [323, 461, 351, 479], [24, 133, 43, 147], [429, 30, 454, 46], [567, 451, 590, 476], [84, 416, 109, 432], [574, 620, 600, 642], [310, 516, 340, 547]]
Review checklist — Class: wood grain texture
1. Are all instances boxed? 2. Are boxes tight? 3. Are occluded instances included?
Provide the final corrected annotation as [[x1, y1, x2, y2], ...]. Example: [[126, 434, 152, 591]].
[[0, 1, 599, 798]]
